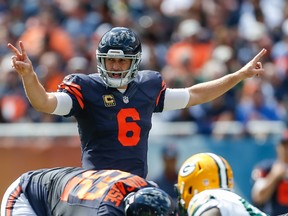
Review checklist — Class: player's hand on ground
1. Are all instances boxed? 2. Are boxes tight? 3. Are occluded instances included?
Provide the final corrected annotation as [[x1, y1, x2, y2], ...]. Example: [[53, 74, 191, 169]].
[[239, 48, 267, 78], [8, 41, 34, 77]]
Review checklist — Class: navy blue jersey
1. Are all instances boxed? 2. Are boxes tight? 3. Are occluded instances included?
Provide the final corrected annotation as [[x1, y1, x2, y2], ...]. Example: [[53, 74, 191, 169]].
[[57, 70, 166, 178], [19, 167, 154, 216], [251, 159, 288, 215]]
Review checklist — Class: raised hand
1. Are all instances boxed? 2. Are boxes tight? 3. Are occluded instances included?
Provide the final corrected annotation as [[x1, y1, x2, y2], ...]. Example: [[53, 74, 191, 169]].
[[240, 48, 267, 78], [8, 41, 34, 77]]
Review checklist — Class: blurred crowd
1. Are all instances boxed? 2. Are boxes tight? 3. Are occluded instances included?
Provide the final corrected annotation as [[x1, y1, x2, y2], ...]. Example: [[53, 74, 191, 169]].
[[0, 0, 288, 134]]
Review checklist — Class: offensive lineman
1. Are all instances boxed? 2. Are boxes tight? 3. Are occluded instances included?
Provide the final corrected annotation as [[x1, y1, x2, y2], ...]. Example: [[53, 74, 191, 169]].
[[1, 167, 176, 216]]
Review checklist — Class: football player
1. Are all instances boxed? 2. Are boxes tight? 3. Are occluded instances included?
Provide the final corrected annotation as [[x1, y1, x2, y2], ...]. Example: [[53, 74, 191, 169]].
[[8, 27, 266, 178], [1, 167, 176, 216], [175, 152, 268, 216]]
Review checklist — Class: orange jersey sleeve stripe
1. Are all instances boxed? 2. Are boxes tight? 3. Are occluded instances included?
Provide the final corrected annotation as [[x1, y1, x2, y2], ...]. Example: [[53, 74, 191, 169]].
[[58, 82, 83, 100], [66, 86, 84, 109], [58, 83, 84, 109], [156, 81, 166, 106], [5, 186, 22, 216], [61, 80, 81, 91]]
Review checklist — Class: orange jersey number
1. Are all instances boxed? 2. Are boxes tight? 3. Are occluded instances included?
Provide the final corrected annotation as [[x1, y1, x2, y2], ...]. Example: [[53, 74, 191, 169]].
[[61, 170, 131, 202], [117, 108, 141, 146]]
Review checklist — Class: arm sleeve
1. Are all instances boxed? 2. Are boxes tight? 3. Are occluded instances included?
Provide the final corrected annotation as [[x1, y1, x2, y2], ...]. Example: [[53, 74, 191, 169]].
[[51, 92, 73, 115], [163, 88, 190, 111]]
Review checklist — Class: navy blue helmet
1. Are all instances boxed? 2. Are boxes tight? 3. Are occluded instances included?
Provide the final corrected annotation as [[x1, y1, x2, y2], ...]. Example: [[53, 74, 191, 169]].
[[124, 187, 176, 216], [96, 27, 142, 88]]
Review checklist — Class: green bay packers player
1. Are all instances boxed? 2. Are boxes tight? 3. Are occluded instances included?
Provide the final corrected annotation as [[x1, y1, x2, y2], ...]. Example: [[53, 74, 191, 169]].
[[175, 152, 268, 216]]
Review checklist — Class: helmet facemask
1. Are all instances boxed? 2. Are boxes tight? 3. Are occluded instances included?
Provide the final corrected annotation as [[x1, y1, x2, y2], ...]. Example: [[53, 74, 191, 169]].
[[97, 49, 141, 88]]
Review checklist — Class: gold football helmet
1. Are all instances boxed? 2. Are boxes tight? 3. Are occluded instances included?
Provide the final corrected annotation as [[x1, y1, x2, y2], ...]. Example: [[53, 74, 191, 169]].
[[176, 152, 234, 212]]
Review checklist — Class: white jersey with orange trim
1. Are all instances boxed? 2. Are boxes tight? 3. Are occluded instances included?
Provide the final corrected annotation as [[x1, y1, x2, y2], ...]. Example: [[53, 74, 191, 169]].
[[187, 189, 267, 216]]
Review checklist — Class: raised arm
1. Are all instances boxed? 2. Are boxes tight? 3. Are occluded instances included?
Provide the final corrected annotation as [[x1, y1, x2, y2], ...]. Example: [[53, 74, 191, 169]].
[[186, 48, 267, 107], [8, 41, 57, 113]]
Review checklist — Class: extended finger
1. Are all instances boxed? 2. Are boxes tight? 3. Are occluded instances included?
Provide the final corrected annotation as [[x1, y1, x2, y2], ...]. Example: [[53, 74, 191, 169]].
[[7, 43, 21, 56], [19, 41, 27, 58], [253, 48, 267, 62]]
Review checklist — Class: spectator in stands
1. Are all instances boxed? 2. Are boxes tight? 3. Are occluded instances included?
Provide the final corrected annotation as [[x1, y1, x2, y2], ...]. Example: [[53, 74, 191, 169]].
[[0, 55, 28, 122], [235, 79, 284, 124], [152, 144, 179, 201], [19, 9, 75, 61], [164, 18, 213, 81], [251, 130, 288, 215], [0, 0, 285, 128]]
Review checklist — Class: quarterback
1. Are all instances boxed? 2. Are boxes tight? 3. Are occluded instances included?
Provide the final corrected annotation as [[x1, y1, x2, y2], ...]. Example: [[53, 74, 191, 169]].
[[8, 27, 266, 178]]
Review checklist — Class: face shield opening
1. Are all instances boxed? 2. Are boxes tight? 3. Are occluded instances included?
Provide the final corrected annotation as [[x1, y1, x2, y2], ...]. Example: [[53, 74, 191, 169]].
[[96, 50, 141, 88]]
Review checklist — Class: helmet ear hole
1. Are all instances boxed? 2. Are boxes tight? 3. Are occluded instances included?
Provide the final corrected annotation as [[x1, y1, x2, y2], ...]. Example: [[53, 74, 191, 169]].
[[188, 186, 193, 194]]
